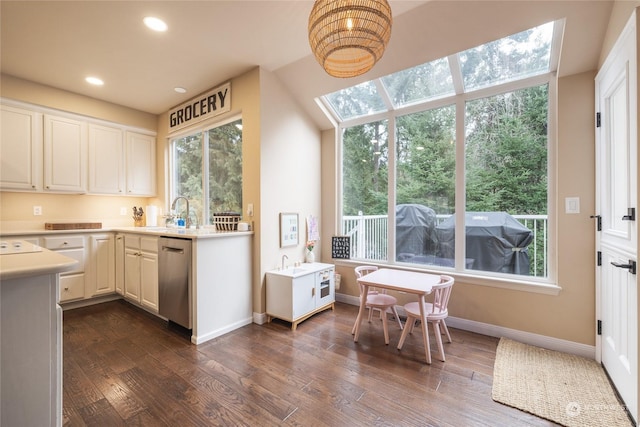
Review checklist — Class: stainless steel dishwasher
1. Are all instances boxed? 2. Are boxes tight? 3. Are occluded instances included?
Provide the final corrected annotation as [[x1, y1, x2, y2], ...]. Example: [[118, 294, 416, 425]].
[[158, 237, 192, 329]]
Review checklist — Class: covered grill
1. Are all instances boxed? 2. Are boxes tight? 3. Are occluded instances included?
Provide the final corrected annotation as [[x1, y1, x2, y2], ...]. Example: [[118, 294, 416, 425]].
[[395, 204, 439, 261], [436, 212, 534, 275]]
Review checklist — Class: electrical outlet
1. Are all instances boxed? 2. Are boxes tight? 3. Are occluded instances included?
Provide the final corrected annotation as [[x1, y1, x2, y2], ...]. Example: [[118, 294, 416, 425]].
[[33, 206, 42, 216], [120, 207, 127, 215], [247, 203, 254, 217]]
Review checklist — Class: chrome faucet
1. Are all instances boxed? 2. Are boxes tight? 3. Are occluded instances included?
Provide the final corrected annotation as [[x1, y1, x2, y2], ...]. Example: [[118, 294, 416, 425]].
[[281, 254, 288, 270], [171, 196, 191, 229]]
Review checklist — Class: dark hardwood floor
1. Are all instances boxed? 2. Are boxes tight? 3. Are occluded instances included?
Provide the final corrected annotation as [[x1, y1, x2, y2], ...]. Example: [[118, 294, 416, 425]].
[[62, 300, 556, 426]]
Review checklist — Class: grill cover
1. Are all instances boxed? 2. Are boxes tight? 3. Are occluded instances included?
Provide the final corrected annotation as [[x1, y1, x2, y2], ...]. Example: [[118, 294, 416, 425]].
[[436, 212, 534, 275], [395, 204, 439, 260]]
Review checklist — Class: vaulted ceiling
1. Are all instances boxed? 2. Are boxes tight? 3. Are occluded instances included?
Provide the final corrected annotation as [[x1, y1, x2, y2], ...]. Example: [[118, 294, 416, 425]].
[[1, 1, 613, 129]]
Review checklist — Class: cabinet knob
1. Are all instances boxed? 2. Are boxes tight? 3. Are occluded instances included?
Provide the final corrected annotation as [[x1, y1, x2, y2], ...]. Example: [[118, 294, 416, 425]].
[[32, 185, 36, 189], [64, 287, 69, 291], [63, 241, 68, 245]]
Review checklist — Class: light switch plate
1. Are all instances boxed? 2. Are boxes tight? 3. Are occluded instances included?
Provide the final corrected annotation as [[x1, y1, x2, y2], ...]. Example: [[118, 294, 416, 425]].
[[33, 206, 42, 216], [565, 197, 580, 214]]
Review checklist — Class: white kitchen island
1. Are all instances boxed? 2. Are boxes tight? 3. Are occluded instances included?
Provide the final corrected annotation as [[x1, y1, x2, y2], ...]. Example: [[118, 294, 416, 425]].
[[1, 226, 254, 347], [0, 241, 77, 427], [113, 227, 253, 345]]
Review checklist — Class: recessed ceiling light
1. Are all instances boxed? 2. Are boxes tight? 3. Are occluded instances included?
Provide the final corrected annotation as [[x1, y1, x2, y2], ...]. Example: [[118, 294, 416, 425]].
[[85, 76, 104, 86], [174, 87, 187, 94], [144, 16, 167, 32]]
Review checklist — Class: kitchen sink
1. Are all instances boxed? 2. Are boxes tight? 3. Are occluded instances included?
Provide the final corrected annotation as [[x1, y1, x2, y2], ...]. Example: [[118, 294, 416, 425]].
[[273, 266, 310, 277]]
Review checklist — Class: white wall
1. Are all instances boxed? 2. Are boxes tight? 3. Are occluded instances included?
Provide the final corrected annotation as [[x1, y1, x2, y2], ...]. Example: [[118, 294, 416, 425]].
[[258, 68, 322, 313]]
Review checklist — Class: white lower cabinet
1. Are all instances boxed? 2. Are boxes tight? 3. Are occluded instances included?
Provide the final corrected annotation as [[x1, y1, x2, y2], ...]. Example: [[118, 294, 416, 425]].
[[89, 233, 114, 297], [42, 235, 86, 302], [115, 234, 125, 295], [13, 232, 116, 304], [266, 263, 335, 330], [123, 234, 158, 312]]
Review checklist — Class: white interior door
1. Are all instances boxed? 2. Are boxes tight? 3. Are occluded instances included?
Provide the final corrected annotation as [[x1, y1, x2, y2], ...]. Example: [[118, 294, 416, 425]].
[[595, 11, 638, 424]]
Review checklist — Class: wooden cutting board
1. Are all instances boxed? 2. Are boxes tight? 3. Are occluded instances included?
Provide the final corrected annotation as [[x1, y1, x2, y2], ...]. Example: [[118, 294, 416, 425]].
[[45, 222, 102, 230]]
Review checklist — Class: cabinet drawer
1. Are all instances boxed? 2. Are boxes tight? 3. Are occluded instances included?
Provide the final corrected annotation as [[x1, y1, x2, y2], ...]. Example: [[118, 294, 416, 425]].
[[43, 235, 84, 249], [54, 248, 85, 273], [140, 237, 158, 253], [60, 274, 85, 302], [124, 235, 140, 249]]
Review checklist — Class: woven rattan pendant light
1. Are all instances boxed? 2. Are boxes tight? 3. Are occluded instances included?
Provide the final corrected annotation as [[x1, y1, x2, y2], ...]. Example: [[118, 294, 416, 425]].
[[308, 0, 392, 78]]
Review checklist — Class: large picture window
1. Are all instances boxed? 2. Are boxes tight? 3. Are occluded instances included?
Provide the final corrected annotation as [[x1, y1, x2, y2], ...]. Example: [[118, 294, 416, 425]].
[[331, 21, 557, 282], [170, 118, 242, 226]]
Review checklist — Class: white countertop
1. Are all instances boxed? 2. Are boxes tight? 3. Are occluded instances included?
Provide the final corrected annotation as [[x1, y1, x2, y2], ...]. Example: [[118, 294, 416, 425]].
[[0, 248, 78, 280], [0, 226, 253, 240], [112, 227, 253, 239]]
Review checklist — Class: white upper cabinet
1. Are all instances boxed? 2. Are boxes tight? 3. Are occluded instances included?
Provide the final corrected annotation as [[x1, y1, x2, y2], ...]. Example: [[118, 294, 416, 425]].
[[44, 114, 87, 193], [0, 99, 156, 196], [126, 131, 156, 196], [88, 124, 125, 194], [0, 105, 42, 191]]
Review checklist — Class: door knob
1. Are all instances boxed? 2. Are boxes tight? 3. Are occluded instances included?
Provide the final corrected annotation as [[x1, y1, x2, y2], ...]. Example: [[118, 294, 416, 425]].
[[611, 260, 636, 274]]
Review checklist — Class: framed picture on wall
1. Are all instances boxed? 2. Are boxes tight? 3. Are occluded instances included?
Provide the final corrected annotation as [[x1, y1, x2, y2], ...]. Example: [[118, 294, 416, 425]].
[[280, 212, 299, 247]]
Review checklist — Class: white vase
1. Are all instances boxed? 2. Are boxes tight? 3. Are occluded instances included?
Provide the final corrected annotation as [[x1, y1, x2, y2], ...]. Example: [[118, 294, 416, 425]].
[[305, 250, 315, 263]]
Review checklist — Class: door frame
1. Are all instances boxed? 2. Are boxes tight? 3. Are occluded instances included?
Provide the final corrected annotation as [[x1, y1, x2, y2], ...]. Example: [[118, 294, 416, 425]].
[[594, 9, 638, 424]]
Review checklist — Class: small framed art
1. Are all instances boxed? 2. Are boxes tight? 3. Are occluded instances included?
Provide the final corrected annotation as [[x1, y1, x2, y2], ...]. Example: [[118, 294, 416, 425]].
[[280, 212, 299, 247]]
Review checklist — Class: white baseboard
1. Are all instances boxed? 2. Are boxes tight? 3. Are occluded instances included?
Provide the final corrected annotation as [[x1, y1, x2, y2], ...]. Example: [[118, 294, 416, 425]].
[[335, 292, 595, 359], [192, 317, 253, 344]]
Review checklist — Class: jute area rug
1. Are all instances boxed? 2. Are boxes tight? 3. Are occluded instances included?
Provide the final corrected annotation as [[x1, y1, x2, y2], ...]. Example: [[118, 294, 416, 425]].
[[492, 338, 632, 427]]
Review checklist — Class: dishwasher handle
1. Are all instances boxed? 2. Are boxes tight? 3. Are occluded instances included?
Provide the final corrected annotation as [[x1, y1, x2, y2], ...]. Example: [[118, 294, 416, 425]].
[[162, 246, 185, 254]]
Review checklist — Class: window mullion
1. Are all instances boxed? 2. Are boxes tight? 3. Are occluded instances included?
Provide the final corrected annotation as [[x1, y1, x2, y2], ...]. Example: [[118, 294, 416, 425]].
[[202, 130, 210, 225], [374, 79, 394, 111], [455, 96, 466, 270], [448, 54, 465, 95], [388, 114, 397, 264]]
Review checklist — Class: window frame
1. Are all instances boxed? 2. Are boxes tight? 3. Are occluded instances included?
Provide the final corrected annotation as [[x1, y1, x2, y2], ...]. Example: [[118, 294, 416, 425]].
[[336, 69, 558, 294], [167, 114, 243, 226]]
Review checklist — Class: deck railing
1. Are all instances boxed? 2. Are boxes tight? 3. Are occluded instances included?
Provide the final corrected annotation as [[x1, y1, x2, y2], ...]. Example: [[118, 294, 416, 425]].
[[342, 213, 548, 277]]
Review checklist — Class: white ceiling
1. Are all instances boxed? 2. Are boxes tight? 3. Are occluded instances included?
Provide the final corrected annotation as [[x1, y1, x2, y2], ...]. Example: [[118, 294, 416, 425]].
[[1, 1, 613, 129]]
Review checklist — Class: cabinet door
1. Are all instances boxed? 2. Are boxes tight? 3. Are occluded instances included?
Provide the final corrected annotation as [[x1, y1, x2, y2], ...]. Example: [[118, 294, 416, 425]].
[[126, 131, 156, 196], [0, 105, 42, 191], [140, 251, 158, 312], [124, 248, 141, 301], [90, 234, 115, 297], [44, 114, 87, 192], [292, 274, 316, 319], [88, 124, 124, 194], [115, 235, 125, 295]]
